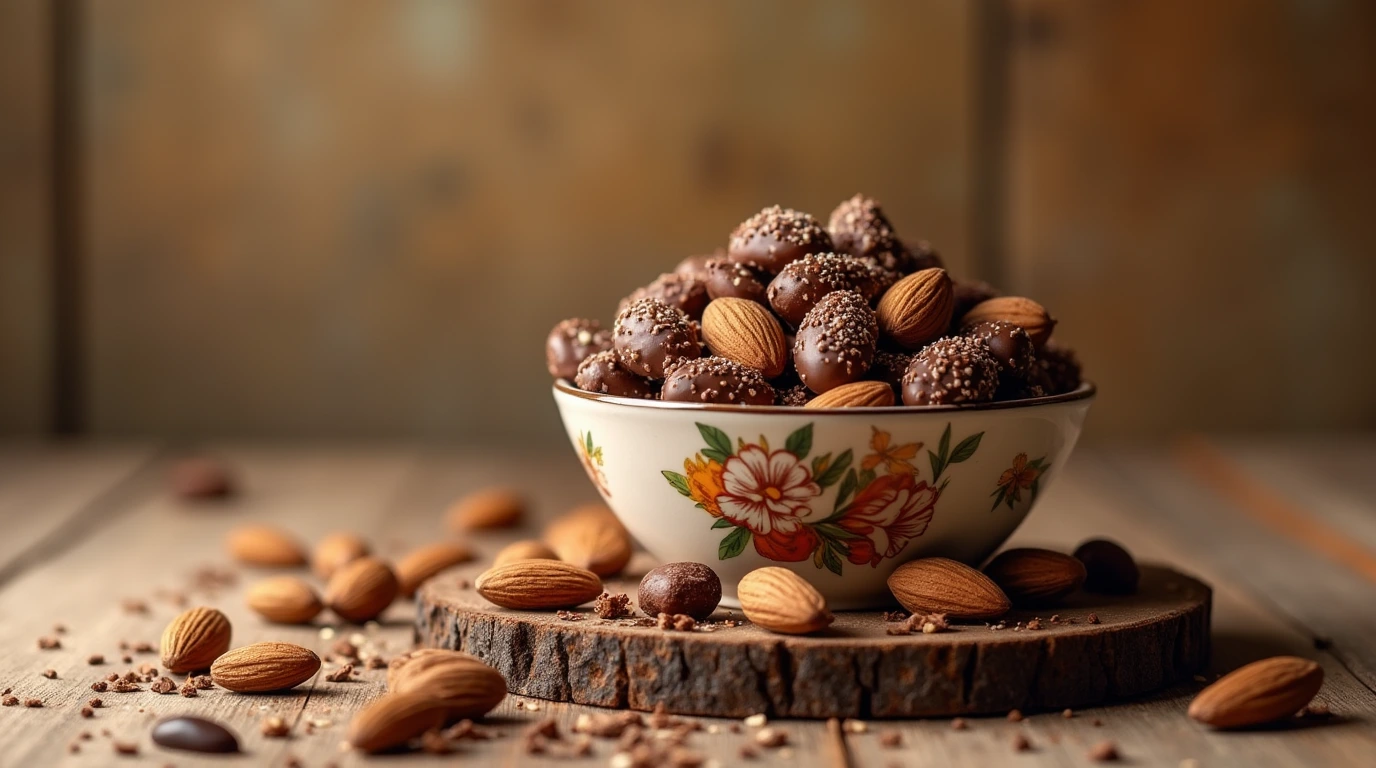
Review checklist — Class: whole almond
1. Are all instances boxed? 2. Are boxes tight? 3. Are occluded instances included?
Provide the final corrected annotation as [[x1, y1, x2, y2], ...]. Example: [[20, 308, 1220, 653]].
[[492, 539, 560, 568], [325, 556, 399, 623], [887, 558, 1011, 620], [396, 541, 474, 598], [160, 606, 232, 673], [387, 648, 478, 689], [738, 567, 833, 635], [226, 524, 307, 567], [959, 296, 1056, 348], [805, 380, 896, 408], [700, 297, 788, 378], [312, 532, 371, 580], [390, 652, 506, 720], [544, 504, 633, 577], [446, 487, 525, 532], [347, 691, 448, 753], [475, 560, 603, 610], [245, 576, 323, 624], [982, 548, 1086, 606], [210, 641, 321, 692], [875, 268, 955, 349], [1189, 656, 1323, 729]]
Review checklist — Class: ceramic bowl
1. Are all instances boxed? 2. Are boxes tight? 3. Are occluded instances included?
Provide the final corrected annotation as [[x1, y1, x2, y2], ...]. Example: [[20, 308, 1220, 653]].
[[552, 380, 1095, 609]]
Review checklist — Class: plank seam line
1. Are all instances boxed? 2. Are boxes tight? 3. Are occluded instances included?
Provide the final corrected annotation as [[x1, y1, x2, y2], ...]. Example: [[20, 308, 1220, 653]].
[[0, 447, 170, 591]]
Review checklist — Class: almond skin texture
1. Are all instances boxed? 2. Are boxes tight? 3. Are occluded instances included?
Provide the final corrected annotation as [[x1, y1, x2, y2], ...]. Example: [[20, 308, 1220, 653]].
[[1189, 656, 1323, 729], [738, 567, 834, 635], [387, 648, 480, 690], [887, 558, 1011, 620], [875, 268, 955, 349], [805, 380, 896, 408], [324, 557, 399, 623], [395, 541, 474, 598], [390, 652, 506, 721], [959, 296, 1056, 348], [700, 297, 788, 378], [446, 487, 525, 532], [245, 576, 323, 624], [160, 607, 232, 673], [226, 524, 307, 567], [544, 504, 633, 577], [210, 641, 321, 692], [982, 548, 1087, 606], [475, 560, 603, 610], [492, 539, 560, 568], [312, 532, 371, 580], [347, 691, 448, 753]]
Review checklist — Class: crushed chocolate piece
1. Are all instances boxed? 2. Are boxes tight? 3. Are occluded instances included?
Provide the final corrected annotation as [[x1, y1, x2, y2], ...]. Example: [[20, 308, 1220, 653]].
[[121, 655, 132, 664], [1026, 618, 1043, 630], [150, 677, 176, 694], [24, 698, 43, 708], [190, 675, 215, 689], [37, 636, 61, 650], [882, 610, 909, 622], [179, 682, 198, 698], [91, 682, 108, 692], [81, 706, 94, 718], [1092, 718, 1104, 727], [88, 698, 103, 708], [1088, 740, 1120, 762], [324, 664, 355, 683], [41, 669, 56, 679], [87, 655, 104, 665], [595, 592, 633, 620], [1, 696, 17, 706], [555, 610, 585, 622], [1088, 613, 1100, 625], [111, 680, 141, 693], [112, 740, 138, 755], [332, 640, 358, 659], [1012, 733, 1032, 752]]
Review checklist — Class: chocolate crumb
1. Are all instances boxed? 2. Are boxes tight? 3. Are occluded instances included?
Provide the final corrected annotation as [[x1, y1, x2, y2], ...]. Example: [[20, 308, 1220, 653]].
[[324, 664, 355, 683], [1026, 618, 1043, 630], [1007, 709, 1024, 722], [1088, 613, 1100, 624], [150, 677, 176, 694], [555, 610, 585, 622], [262, 716, 290, 738], [738, 744, 759, 759], [81, 706, 94, 718], [24, 698, 43, 708], [1088, 740, 1120, 762], [91, 681, 108, 692], [37, 636, 61, 650], [1012, 733, 1032, 752], [54, 623, 68, 634], [878, 730, 902, 748], [88, 698, 103, 708], [111, 680, 141, 693], [882, 610, 909, 622], [595, 592, 632, 620], [121, 655, 132, 664], [191, 675, 215, 689], [951, 718, 968, 731], [365, 656, 386, 670], [179, 682, 198, 697], [41, 669, 56, 679], [1092, 718, 1104, 727], [112, 740, 138, 756], [1, 696, 17, 706], [1062, 708, 1074, 719], [132, 642, 154, 654]]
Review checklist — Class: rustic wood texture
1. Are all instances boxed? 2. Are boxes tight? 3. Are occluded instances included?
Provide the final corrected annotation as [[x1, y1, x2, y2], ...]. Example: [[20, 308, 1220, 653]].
[[0, 440, 1371, 767], [418, 565, 1210, 719], [1004, 0, 1376, 437], [77, 0, 972, 442]]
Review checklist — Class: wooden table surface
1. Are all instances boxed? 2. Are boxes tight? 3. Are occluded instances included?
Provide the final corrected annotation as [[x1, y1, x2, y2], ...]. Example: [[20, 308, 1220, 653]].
[[0, 437, 1373, 767]]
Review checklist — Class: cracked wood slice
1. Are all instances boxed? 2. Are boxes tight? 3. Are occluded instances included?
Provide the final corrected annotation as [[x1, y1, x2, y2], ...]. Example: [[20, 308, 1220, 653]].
[[416, 563, 1210, 719]]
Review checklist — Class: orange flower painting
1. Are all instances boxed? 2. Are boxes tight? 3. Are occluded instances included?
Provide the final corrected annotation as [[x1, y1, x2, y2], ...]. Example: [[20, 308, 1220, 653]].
[[991, 453, 1048, 511], [861, 427, 921, 477]]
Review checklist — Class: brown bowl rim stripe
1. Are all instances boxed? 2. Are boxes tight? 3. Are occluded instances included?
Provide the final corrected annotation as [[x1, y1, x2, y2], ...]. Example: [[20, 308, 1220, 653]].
[[553, 379, 1096, 415]]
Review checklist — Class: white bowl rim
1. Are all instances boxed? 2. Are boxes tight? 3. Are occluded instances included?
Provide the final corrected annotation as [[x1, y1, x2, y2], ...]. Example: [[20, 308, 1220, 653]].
[[554, 379, 1096, 415]]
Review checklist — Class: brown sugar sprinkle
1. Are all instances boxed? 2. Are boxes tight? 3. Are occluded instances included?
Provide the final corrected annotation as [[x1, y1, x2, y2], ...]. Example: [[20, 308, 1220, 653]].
[[24, 698, 43, 708], [37, 636, 61, 650], [150, 677, 176, 694], [324, 664, 355, 683], [91, 681, 108, 693], [1, 696, 17, 706], [88, 698, 103, 708], [261, 716, 291, 738], [1006, 709, 1024, 722], [1088, 740, 1120, 762], [88, 655, 105, 665], [41, 669, 57, 679], [1012, 733, 1032, 752], [878, 730, 902, 748], [81, 706, 94, 718], [594, 592, 632, 620], [950, 717, 969, 731]]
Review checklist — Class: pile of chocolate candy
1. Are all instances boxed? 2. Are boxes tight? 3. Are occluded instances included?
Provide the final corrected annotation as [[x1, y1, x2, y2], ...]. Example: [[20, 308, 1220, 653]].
[[546, 196, 1081, 406]]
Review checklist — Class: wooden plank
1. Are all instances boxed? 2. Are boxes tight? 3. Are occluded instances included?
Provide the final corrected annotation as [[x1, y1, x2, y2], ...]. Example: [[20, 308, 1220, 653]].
[[80, 0, 974, 441], [0, 0, 52, 434]]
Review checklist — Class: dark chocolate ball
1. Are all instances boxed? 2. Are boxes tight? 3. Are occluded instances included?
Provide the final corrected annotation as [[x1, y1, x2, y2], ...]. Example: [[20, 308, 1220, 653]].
[[574, 350, 656, 399], [963, 320, 1035, 380], [613, 298, 701, 380], [727, 206, 832, 274], [638, 562, 722, 620], [619, 272, 710, 321], [827, 194, 903, 261], [793, 290, 878, 394], [703, 258, 769, 304], [1036, 342, 1083, 395], [674, 250, 721, 278], [1073, 539, 1139, 595], [901, 336, 999, 405], [766, 253, 884, 327], [661, 357, 776, 405], [868, 349, 914, 399], [546, 318, 613, 380]]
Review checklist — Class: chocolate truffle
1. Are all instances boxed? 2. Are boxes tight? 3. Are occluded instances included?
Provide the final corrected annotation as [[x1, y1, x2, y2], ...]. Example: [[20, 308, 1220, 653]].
[[951, 279, 1002, 327], [766, 253, 884, 327], [827, 194, 907, 271], [777, 384, 815, 406], [675, 250, 722, 278], [793, 290, 878, 394], [963, 320, 1035, 381], [638, 562, 722, 620], [868, 349, 914, 398], [1036, 341, 1083, 395], [574, 350, 656, 399], [613, 298, 701, 379], [904, 239, 945, 272], [546, 318, 613, 380], [704, 258, 769, 304], [1073, 539, 1139, 595], [901, 336, 999, 405], [661, 357, 776, 405], [619, 272, 710, 321], [727, 206, 833, 274]]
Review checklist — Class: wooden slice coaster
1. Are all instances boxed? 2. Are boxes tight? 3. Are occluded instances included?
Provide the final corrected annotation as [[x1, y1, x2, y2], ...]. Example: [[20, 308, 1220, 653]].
[[416, 564, 1210, 719]]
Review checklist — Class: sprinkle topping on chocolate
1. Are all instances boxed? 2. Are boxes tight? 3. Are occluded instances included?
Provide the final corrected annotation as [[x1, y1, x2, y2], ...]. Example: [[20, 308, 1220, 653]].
[[704, 259, 769, 304], [827, 194, 902, 263], [767, 253, 884, 327], [793, 290, 878, 394], [573, 350, 656, 399], [546, 318, 612, 380], [901, 336, 999, 405], [728, 206, 833, 274], [613, 297, 701, 379], [661, 357, 776, 405], [963, 320, 1035, 379], [619, 272, 710, 321]]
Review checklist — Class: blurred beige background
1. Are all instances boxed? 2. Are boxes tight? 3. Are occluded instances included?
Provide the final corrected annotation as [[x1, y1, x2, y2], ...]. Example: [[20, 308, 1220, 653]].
[[2, 0, 1373, 445]]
